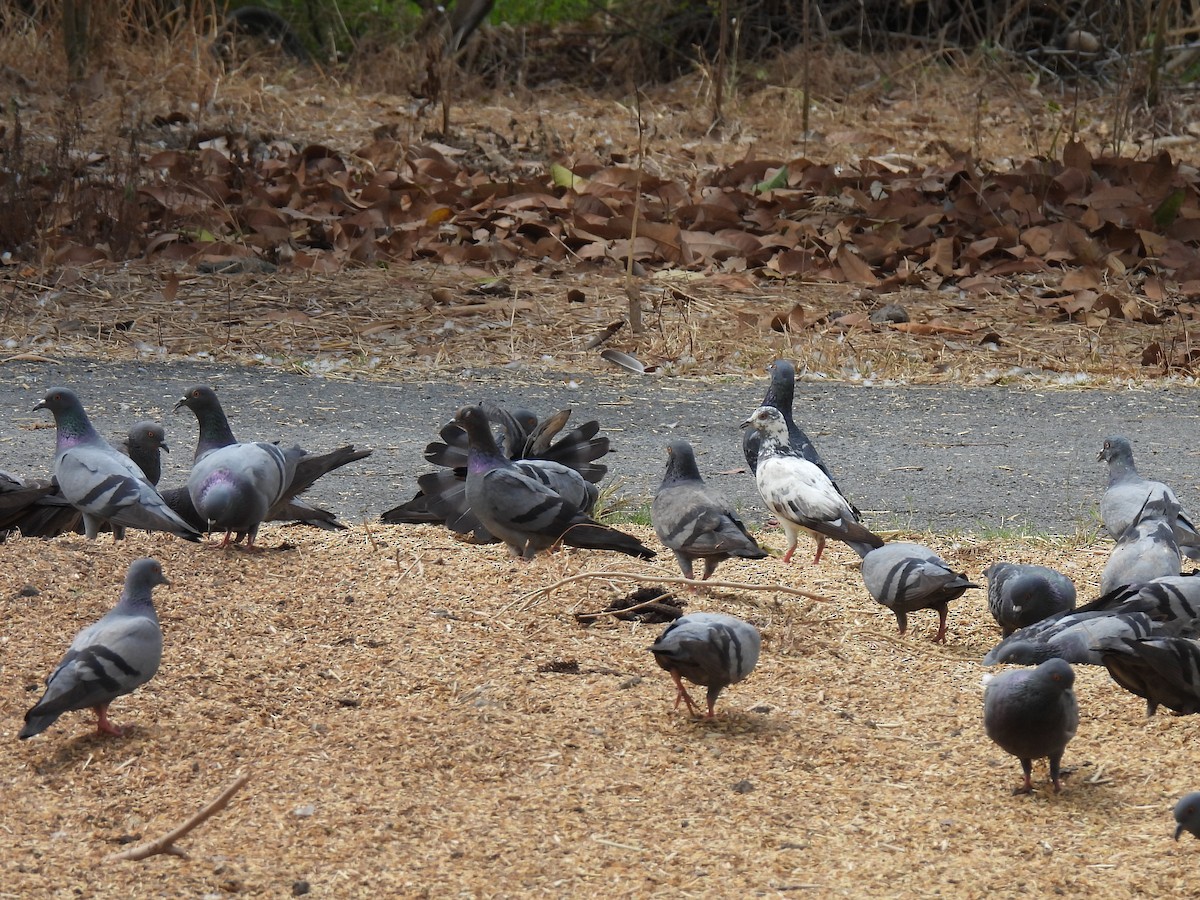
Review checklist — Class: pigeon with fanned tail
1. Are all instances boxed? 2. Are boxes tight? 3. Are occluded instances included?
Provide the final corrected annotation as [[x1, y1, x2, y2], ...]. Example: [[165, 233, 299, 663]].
[[652, 440, 766, 580], [983, 658, 1079, 794], [1100, 635, 1200, 716], [1100, 496, 1182, 594], [32, 388, 200, 542], [649, 612, 761, 718], [984, 562, 1077, 636], [20, 558, 169, 739], [381, 401, 609, 533], [1099, 436, 1200, 559], [742, 406, 882, 564], [861, 542, 977, 643], [453, 405, 653, 560]]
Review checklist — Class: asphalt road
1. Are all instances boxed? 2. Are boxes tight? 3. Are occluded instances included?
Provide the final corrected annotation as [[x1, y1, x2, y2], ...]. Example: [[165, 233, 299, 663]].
[[2, 358, 1197, 536]]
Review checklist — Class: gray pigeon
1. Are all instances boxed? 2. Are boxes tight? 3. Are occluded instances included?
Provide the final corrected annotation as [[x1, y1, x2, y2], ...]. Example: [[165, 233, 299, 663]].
[[121, 421, 169, 486], [648, 612, 761, 717], [860, 542, 977, 643], [1175, 792, 1200, 840], [175, 385, 305, 549], [742, 406, 883, 564], [20, 558, 169, 739], [454, 405, 654, 560], [983, 657, 1079, 794], [0, 470, 65, 540], [1099, 436, 1200, 559], [652, 440, 766, 580], [32, 388, 200, 542], [1100, 635, 1200, 716], [984, 562, 1077, 636], [1100, 497, 1182, 594]]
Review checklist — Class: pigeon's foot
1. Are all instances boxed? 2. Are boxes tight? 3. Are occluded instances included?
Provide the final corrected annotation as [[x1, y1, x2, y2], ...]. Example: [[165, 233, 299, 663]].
[[670, 672, 702, 717], [94, 705, 125, 737]]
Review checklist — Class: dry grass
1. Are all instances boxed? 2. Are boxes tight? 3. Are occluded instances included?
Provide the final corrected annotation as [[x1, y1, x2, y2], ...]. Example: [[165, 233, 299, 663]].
[[2, 527, 1198, 897]]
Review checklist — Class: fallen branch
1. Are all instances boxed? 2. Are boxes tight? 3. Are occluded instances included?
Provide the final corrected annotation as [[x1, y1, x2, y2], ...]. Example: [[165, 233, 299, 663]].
[[510, 571, 834, 614], [106, 773, 251, 862]]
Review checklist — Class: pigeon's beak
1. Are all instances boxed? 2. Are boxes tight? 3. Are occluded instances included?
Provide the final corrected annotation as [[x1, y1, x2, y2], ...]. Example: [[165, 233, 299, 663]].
[[172, 397, 187, 412], [31, 398, 46, 412], [739, 417, 753, 429], [1096, 448, 1107, 462], [161, 441, 170, 454], [1176, 823, 1185, 841]]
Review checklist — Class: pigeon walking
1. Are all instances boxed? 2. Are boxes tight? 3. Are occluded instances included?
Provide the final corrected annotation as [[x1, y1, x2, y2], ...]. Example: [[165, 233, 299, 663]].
[[32, 388, 200, 542], [648, 612, 761, 717], [454, 405, 653, 560], [1100, 497, 1182, 594], [652, 440, 766, 581], [984, 562, 1077, 636], [20, 558, 169, 739], [861, 542, 977, 643], [1175, 793, 1200, 840], [742, 406, 882, 564], [983, 658, 1079, 794], [1099, 436, 1200, 559]]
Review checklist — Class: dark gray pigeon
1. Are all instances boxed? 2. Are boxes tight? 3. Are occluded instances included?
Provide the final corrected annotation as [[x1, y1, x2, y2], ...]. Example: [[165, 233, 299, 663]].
[[32, 388, 200, 542], [983, 658, 1079, 794], [742, 406, 882, 564], [454, 405, 653, 560], [121, 421, 169, 486], [1100, 496, 1182, 594], [860, 541, 976, 643], [984, 562, 1077, 636], [0, 470, 66, 540], [1100, 635, 1200, 716], [652, 440, 766, 581], [1175, 792, 1200, 840], [20, 558, 169, 739], [1099, 436, 1200, 559], [648, 612, 761, 717]]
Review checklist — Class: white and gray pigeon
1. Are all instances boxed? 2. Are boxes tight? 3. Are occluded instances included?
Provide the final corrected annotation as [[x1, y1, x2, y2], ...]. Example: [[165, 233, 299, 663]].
[[1099, 436, 1200, 559], [175, 385, 304, 549], [1175, 792, 1200, 840], [742, 406, 883, 564], [1100, 635, 1200, 716], [984, 562, 1077, 636], [20, 558, 169, 739], [983, 658, 1079, 794], [860, 542, 977, 643], [454, 405, 654, 560], [1100, 496, 1182, 594], [32, 388, 200, 542], [652, 440, 767, 581], [648, 612, 761, 717]]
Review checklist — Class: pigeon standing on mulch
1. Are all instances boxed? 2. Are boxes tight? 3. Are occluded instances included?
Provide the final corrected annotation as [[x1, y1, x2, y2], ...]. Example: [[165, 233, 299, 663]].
[[860, 542, 977, 643], [648, 612, 761, 717], [32, 387, 200, 542], [454, 405, 654, 560], [984, 562, 1077, 636], [652, 440, 766, 581], [1099, 436, 1200, 558], [1175, 793, 1200, 840], [983, 657, 1079, 794], [742, 406, 882, 564], [1100, 635, 1200, 716], [20, 558, 169, 740], [1100, 497, 1182, 594]]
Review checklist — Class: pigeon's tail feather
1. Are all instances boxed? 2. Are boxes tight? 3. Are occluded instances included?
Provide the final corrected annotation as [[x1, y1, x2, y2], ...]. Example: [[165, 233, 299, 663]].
[[380, 491, 442, 525], [560, 522, 656, 559], [845, 538, 883, 559], [540, 421, 610, 483]]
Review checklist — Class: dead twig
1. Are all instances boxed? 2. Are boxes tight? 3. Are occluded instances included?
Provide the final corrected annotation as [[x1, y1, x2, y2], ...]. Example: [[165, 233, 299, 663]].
[[106, 773, 251, 862]]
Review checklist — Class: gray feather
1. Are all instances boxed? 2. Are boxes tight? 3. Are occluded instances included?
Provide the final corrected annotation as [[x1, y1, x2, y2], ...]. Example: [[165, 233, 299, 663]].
[[983, 658, 1079, 793], [861, 542, 977, 643], [648, 612, 761, 717], [984, 562, 1076, 636]]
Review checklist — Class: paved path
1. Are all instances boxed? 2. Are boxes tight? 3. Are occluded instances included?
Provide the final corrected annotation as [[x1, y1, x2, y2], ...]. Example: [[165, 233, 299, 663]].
[[3, 359, 1197, 536]]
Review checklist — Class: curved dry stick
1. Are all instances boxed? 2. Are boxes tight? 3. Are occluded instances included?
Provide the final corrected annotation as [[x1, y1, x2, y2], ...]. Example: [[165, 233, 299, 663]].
[[106, 773, 251, 862], [509, 571, 833, 614]]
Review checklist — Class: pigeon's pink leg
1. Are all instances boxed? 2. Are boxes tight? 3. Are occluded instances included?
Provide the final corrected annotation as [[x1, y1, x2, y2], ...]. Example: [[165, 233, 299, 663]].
[[670, 672, 702, 717], [811, 536, 826, 565], [932, 607, 948, 644], [94, 704, 125, 737]]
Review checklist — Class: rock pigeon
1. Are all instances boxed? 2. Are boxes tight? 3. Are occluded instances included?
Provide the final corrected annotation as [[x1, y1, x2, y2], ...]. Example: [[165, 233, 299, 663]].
[[1099, 435, 1200, 559], [648, 612, 761, 717], [32, 387, 200, 542], [983, 658, 1079, 794], [984, 562, 1077, 636], [20, 558, 169, 739], [381, 401, 609, 533], [1175, 792, 1200, 840], [860, 542, 977, 643], [1100, 496, 1182, 594], [652, 440, 766, 580], [1100, 635, 1200, 716], [453, 405, 653, 560], [175, 385, 304, 549], [121, 421, 169, 486], [741, 406, 883, 564]]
